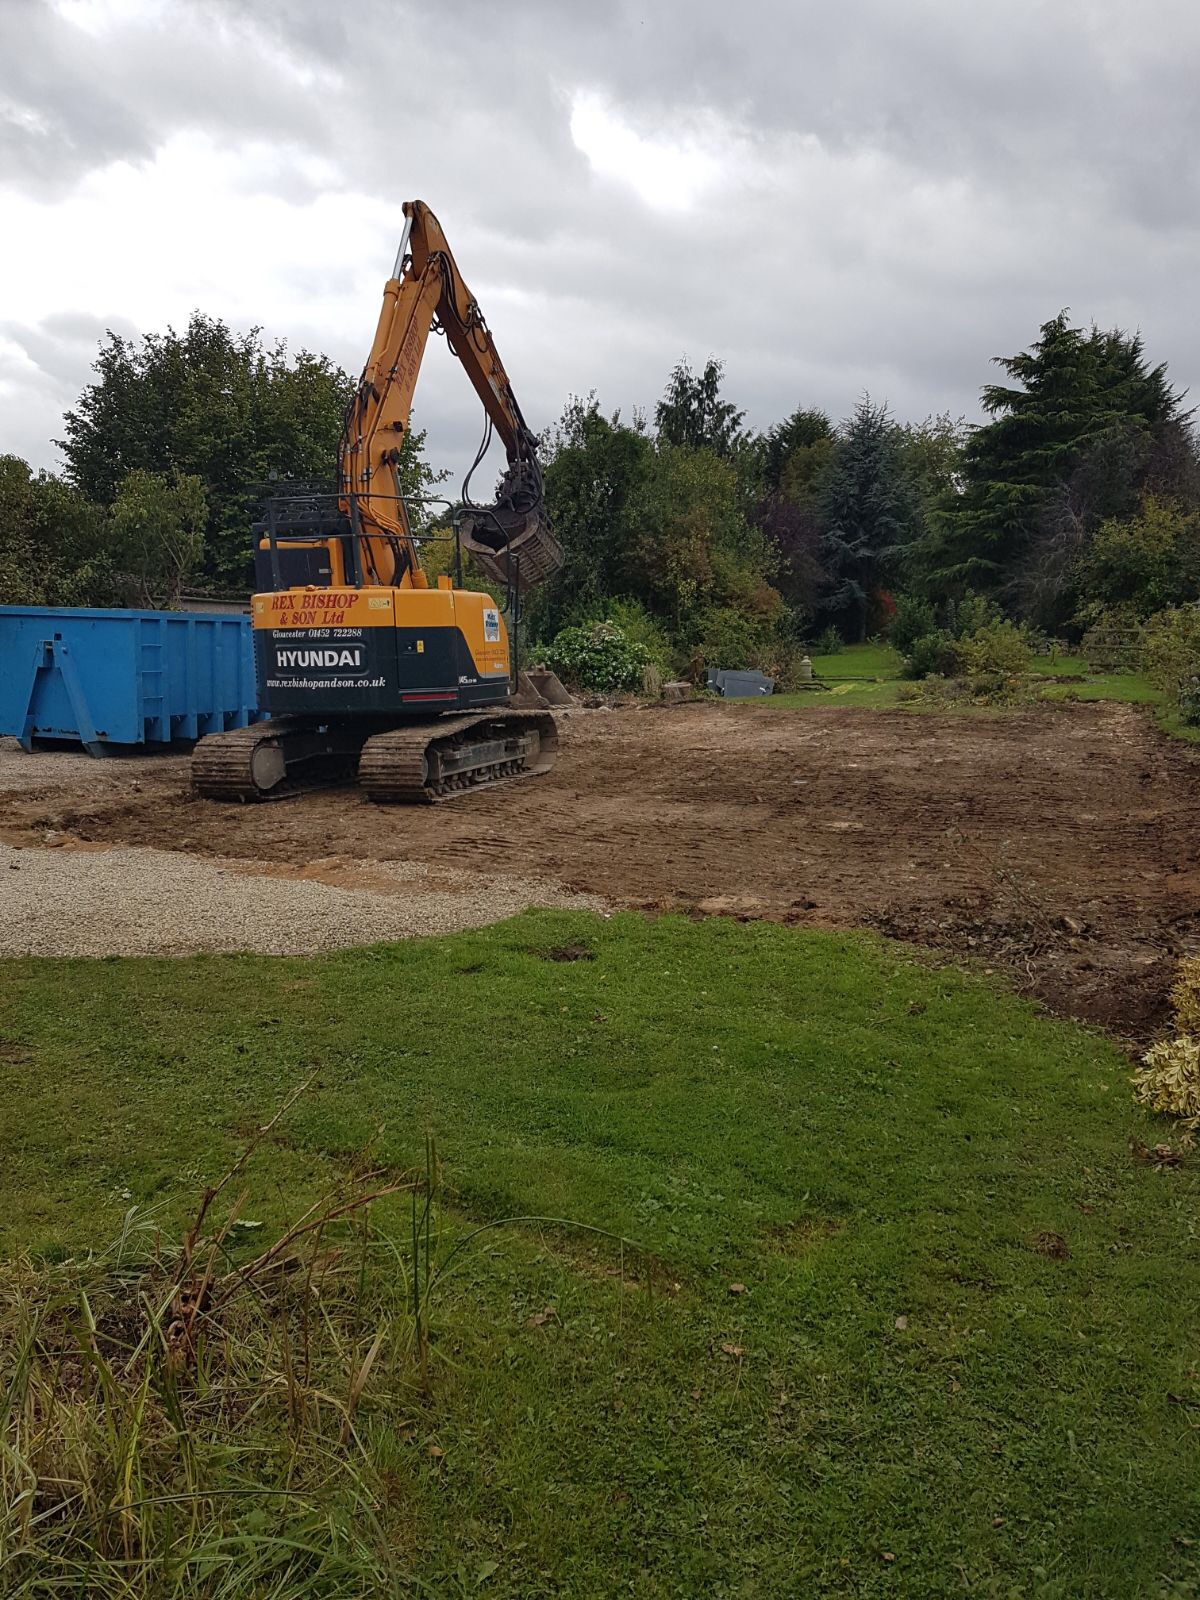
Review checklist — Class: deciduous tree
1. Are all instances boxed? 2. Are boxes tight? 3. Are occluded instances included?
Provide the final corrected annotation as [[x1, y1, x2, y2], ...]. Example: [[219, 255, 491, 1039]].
[[532, 395, 654, 639], [1076, 496, 1200, 622], [59, 315, 353, 588], [105, 469, 207, 609], [0, 454, 106, 606]]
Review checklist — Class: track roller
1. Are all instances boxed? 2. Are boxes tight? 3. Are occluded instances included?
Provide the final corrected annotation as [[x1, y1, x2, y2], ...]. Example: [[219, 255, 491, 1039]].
[[359, 711, 558, 802]]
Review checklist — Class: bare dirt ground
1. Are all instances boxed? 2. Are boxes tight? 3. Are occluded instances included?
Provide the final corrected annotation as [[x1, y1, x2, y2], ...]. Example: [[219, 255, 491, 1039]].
[[3, 700, 1198, 1038]]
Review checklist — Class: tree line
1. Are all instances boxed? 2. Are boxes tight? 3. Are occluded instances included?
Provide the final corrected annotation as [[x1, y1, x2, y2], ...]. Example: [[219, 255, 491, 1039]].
[[530, 314, 1199, 681], [0, 315, 436, 610], [2, 308, 1197, 686]]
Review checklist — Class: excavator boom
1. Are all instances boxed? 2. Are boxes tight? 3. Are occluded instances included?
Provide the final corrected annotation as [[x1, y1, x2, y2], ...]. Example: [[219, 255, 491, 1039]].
[[340, 200, 560, 591]]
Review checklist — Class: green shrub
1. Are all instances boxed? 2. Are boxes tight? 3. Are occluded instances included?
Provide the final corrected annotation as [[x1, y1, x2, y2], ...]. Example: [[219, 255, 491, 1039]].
[[903, 631, 960, 680], [957, 618, 1031, 679], [604, 598, 675, 675], [814, 625, 843, 656], [1178, 678, 1200, 726], [901, 619, 1029, 690], [544, 621, 650, 693], [947, 592, 1001, 638], [690, 605, 775, 673], [1139, 606, 1200, 710], [889, 595, 936, 656]]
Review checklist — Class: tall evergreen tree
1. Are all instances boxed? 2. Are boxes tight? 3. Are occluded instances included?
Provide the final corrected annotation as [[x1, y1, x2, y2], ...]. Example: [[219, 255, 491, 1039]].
[[762, 407, 833, 494], [817, 397, 919, 640], [654, 357, 746, 457], [921, 312, 1183, 601]]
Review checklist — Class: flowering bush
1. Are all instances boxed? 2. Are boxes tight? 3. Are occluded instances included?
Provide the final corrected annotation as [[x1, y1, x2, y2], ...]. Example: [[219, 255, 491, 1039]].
[[543, 621, 650, 693], [1133, 955, 1200, 1143]]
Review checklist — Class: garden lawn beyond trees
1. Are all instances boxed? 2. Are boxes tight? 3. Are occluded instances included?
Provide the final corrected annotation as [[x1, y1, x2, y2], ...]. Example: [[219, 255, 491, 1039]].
[[742, 641, 1200, 734], [2, 911, 1198, 1598]]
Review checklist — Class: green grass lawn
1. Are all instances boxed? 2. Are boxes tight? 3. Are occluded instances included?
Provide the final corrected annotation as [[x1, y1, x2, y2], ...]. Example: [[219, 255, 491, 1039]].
[[742, 642, 1200, 738], [3, 911, 1198, 1597], [809, 641, 904, 681], [764, 642, 907, 708], [1037, 670, 1165, 704], [1031, 662, 1200, 740]]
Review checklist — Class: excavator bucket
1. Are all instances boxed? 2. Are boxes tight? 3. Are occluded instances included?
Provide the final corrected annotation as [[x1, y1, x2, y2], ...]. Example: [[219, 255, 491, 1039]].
[[524, 666, 574, 705], [509, 667, 575, 709], [458, 459, 564, 592], [461, 505, 563, 592]]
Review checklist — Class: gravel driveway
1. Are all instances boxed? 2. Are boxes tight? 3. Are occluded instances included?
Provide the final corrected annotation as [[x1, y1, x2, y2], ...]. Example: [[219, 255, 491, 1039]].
[[0, 842, 603, 957]]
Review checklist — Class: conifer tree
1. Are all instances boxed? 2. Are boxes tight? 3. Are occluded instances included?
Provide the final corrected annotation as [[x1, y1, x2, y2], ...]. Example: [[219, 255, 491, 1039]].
[[922, 312, 1182, 598], [817, 397, 919, 641]]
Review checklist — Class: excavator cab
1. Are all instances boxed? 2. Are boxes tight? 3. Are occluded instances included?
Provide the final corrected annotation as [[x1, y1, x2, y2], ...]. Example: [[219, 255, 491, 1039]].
[[250, 497, 352, 591]]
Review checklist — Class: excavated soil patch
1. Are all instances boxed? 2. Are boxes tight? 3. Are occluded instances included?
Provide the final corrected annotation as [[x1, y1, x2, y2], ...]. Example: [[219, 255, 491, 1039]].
[[3, 700, 1198, 1036]]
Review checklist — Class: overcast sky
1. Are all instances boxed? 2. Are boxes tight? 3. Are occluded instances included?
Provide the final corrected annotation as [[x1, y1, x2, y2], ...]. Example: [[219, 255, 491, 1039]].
[[1, 0, 1197, 495]]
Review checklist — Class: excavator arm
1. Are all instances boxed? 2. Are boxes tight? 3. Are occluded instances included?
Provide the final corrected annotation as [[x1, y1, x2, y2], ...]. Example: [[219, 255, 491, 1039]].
[[339, 200, 560, 592]]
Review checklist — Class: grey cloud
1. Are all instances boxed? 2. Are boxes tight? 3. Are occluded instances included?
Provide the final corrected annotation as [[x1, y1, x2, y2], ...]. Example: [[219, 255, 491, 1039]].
[[0, 310, 121, 470], [39, 310, 131, 339], [2, 311, 137, 388], [217, 0, 355, 68], [0, 1, 152, 188], [0, 0, 334, 197], [0, 311, 139, 476], [3, 0, 1199, 486]]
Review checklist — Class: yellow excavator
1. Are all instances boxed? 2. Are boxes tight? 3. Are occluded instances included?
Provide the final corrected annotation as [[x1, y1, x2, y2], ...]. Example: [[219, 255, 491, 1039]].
[[192, 200, 564, 802]]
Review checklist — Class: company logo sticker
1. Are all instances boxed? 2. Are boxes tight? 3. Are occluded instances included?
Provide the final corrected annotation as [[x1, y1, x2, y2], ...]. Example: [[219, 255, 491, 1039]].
[[275, 645, 366, 673]]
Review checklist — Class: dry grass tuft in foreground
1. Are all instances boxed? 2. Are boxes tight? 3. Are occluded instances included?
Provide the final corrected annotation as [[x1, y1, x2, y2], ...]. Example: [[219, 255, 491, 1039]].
[[1, 1112, 425, 1595], [1, 1079, 645, 1599]]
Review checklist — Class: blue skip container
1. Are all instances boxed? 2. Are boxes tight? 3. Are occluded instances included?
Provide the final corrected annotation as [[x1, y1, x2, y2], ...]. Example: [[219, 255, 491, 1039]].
[[0, 605, 262, 754]]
